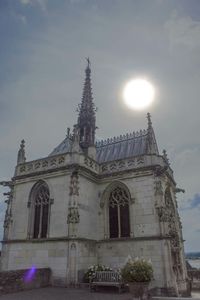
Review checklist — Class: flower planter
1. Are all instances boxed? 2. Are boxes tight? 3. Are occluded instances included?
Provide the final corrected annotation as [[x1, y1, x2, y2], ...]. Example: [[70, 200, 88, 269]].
[[128, 281, 149, 300]]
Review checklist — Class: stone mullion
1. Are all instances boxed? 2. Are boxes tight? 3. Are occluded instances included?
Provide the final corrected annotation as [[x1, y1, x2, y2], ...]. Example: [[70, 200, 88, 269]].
[[117, 205, 121, 238], [39, 203, 43, 238]]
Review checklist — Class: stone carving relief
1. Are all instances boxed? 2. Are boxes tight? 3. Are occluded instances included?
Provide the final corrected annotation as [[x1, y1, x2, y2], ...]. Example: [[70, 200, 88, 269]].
[[100, 156, 146, 174], [156, 185, 183, 279], [0, 182, 14, 240], [84, 156, 98, 171], [69, 171, 79, 196], [18, 155, 66, 175], [154, 180, 163, 196], [67, 207, 80, 224]]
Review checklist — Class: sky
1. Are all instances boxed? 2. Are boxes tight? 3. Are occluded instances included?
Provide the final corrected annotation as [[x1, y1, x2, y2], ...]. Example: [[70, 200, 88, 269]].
[[0, 0, 200, 252]]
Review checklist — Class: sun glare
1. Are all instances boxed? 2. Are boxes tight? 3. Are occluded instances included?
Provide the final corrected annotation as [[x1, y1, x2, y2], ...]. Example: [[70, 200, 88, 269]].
[[123, 78, 155, 110]]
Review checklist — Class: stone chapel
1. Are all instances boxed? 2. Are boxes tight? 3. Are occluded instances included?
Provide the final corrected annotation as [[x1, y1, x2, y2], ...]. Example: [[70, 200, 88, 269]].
[[1, 61, 189, 296]]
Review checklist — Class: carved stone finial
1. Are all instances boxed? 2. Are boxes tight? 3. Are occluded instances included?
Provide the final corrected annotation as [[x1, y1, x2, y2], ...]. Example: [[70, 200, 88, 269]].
[[147, 112, 152, 128], [163, 149, 170, 165], [86, 57, 90, 68], [67, 127, 70, 138], [17, 139, 26, 164], [71, 124, 81, 153]]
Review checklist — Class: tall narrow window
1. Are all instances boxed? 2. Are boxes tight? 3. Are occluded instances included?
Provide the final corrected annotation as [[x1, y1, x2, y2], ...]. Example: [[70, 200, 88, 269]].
[[32, 182, 50, 239], [109, 186, 130, 238]]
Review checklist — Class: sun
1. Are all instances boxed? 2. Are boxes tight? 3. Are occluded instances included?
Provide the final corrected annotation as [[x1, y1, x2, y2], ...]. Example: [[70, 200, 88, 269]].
[[123, 78, 155, 110]]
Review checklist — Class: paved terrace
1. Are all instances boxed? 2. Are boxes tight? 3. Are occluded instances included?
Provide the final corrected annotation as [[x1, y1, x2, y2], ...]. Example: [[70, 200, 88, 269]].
[[0, 287, 200, 300]]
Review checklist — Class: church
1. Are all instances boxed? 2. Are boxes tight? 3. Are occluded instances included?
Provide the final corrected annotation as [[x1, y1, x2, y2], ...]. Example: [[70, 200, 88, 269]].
[[1, 61, 189, 296]]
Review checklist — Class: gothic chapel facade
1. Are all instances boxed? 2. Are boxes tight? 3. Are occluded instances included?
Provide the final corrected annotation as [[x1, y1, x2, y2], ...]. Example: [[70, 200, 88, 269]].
[[1, 61, 188, 296]]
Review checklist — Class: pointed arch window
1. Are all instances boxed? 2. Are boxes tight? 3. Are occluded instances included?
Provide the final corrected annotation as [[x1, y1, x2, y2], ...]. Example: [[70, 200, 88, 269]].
[[28, 181, 51, 239], [109, 186, 130, 238]]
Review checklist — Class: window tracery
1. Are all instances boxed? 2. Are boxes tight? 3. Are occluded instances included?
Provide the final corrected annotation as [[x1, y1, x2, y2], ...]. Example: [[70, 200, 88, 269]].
[[29, 181, 51, 239], [109, 186, 130, 238]]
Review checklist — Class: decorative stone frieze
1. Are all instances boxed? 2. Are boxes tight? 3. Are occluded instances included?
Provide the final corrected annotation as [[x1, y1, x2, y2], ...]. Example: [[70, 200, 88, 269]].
[[16, 154, 66, 176], [2, 184, 14, 240], [69, 171, 79, 196], [67, 207, 80, 224], [154, 180, 163, 196]]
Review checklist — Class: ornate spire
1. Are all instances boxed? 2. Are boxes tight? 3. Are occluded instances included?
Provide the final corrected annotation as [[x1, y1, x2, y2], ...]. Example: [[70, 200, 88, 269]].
[[17, 139, 26, 164], [146, 113, 159, 155], [77, 58, 97, 150]]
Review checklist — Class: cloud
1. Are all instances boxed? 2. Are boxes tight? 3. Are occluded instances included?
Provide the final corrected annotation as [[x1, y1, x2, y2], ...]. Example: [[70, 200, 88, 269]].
[[188, 194, 200, 209], [165, 12, 200, 52], [18, 14, 27, 24], [19, 0, 48, 13], [180, 193, 200, 211], [20, 0, 31, 4], [36, 0, 48, 13]]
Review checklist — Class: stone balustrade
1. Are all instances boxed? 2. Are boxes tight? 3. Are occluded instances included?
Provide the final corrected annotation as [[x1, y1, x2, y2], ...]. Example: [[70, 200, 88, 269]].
[[99, 154, 173, 177], [15, 152, 172, 179], [15, 154, 71, 177]]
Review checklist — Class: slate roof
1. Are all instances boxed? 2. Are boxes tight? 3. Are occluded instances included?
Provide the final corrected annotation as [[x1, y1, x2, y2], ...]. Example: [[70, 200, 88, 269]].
[[49, 128, 159, 163], [96, 131, 148, 163], [49, 137, 73, 156]]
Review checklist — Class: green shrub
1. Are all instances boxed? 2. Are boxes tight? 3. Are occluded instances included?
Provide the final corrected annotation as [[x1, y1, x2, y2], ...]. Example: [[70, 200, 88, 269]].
[[121, 257, 153, 282]]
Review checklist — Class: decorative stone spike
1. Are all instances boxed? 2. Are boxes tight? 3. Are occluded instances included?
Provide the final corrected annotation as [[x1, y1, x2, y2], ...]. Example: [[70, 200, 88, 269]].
[[17, 139, 26, 164], [147, 112, 152, 128], [66, 127, 70, 138], [163, 149, 170, 165]]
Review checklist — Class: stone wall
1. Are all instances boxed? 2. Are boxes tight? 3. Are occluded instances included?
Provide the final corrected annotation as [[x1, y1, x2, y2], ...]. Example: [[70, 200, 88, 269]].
[[0, 268, 51, 294], [188, 269, 200, 290]]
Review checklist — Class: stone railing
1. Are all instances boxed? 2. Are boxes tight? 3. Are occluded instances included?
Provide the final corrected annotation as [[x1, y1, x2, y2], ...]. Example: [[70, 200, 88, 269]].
[[15, 153, 100, 177], [15, 154, 71, 177], [80, 155, 99, 173], [99, 154, 173, 177], [0, 268, 51, 294], [188, 269, 200, 290], [15, 152, 172, 178]]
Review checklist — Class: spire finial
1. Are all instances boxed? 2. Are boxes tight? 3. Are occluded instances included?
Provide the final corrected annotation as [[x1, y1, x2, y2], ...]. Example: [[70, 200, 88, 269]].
[[17, 139, 26, 164], [86, 57, 91, 68], [66, 127, 70, 138], [163, 149, 170, 165], [147, 112, 152, 128], [146, 113, 159, 155]]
